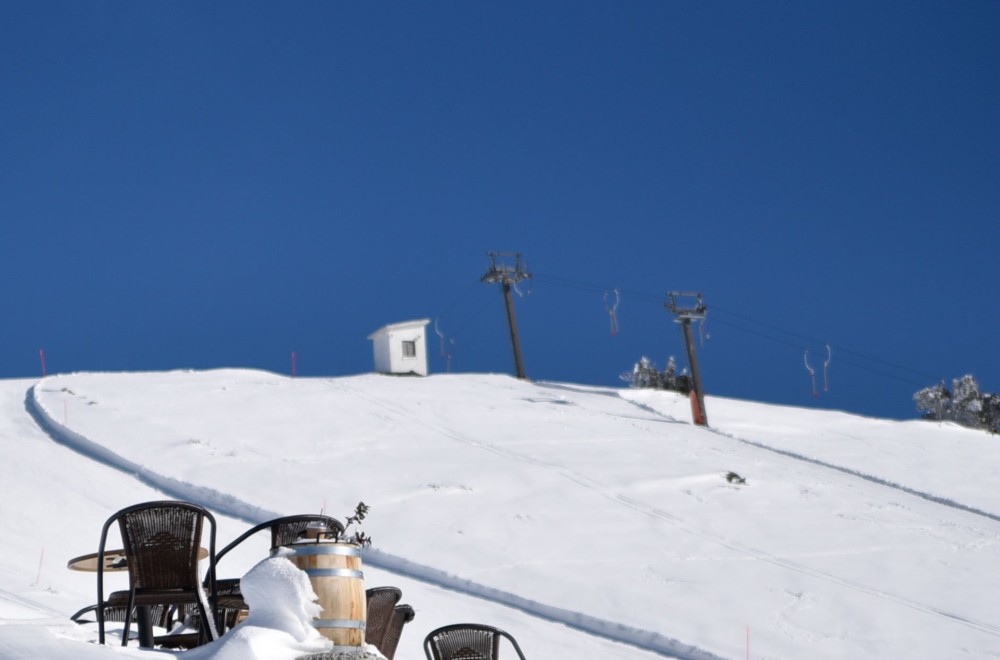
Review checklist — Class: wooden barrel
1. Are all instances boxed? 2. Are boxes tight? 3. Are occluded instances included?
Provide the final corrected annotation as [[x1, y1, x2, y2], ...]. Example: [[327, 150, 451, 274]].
[[281, 542, 366, 647]]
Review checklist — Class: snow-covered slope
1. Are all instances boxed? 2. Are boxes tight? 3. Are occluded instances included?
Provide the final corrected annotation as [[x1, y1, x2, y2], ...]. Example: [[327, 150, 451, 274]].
[[2, 369, 999, 659]]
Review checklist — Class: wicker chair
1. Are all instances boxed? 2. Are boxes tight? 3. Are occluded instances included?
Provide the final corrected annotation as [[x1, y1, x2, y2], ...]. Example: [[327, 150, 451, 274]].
[[71, 603, 171, 628], [365, 587, 402, 649], [423, 623, 526, 660], [96, 500, 218, 648], [211, 514, 345, 631], [381, 604, 416, 659], [365, 587, 402, 654]]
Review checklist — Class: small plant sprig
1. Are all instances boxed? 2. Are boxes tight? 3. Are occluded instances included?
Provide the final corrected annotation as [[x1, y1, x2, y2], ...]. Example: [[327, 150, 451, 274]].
[[336, 501, 372, 547]]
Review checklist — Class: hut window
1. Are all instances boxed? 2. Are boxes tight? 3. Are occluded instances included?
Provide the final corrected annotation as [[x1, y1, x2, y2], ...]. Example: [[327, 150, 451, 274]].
[[402, 340, 416, 358]]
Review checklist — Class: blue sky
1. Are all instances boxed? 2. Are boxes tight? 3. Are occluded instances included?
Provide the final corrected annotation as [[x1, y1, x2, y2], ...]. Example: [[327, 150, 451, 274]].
[[2, 2, 998, 420]]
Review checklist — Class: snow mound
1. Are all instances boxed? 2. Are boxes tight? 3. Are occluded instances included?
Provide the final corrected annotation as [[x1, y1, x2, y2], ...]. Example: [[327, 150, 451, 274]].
[[184, 555, 332, 660]]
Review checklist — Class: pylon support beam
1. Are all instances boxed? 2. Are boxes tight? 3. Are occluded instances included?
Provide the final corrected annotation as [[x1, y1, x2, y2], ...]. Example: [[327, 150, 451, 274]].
[[482, 252, 531, 380], [666, 292, 708, 426]]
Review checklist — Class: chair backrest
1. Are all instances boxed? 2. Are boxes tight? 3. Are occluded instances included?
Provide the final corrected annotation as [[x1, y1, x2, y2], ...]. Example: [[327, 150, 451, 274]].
[[381, 604, 415, 660], [215, 514, 345, 566], [365, 587, 403, 652], [109, 501, 212, 592], [423, 623, 526, 660], [96, 500, 217, 645]]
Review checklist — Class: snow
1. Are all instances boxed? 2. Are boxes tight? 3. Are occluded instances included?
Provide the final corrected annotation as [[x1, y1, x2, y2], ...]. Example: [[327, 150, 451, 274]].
[[1, 368, 999, 659], [182, 554, 331, 660]]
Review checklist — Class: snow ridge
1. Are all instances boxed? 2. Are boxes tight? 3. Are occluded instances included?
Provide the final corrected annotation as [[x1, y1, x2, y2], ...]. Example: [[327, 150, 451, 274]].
[[24, 386, 274, 524], [610, 388, 1000, 525], [715, 429, 1000, 525], [364, 548, 726, 660]]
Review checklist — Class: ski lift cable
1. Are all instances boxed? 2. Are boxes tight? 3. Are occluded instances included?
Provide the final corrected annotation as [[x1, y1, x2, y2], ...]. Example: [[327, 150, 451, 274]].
[[712, 306, 939, 382], [533, 273, 660, 304], [436, 279, 484, 319], [708, 316, 927, 386], [711, 317, 925, 387], [449, 295, 496, 336], [527, 271, 936, 386]]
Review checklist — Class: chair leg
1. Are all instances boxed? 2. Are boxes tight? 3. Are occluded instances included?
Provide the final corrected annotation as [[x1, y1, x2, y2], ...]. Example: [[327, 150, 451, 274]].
[[136, 606, 154, 648], [97, 604, 105, 645], [196, 594, 219, 643], [122, 592, 136, 647]]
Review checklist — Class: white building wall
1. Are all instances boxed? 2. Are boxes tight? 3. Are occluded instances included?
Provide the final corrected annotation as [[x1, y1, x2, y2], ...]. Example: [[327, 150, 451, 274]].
[[367, 319, 430, 376], [372, 334, 393, 374]]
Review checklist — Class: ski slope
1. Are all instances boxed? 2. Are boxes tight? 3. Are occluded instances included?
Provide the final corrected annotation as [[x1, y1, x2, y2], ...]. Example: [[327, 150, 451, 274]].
[[2, 369, 999, 659]]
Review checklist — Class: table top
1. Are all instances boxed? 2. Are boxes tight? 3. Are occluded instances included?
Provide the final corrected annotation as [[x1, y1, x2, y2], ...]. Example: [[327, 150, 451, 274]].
[[67, 547, 208, 572]]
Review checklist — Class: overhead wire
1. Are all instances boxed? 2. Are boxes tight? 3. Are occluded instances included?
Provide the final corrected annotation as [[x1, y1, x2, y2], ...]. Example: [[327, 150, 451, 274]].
[[427, 280, 496, 371], [531, 271, 938, 389], [532, 274, 663, 304], [710, 305, 941, 383], [432, 278, 515, 348]]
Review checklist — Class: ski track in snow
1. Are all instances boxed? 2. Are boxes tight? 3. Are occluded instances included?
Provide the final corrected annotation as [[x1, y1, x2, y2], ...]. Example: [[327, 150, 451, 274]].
[[594, 384, 1000, 525], [594, 388, 1000, 638], [321, 381, 725, 659], [332, 381, 1000, 641], [25, 383, 722, 660], [0, 588, 66, 619], [716, 428, 1000, 525]]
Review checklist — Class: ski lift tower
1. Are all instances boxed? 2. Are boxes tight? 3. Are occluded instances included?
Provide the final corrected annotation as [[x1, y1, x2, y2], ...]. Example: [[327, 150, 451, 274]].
[[666, 291, 709, 426], [481, 251, 531, 380]]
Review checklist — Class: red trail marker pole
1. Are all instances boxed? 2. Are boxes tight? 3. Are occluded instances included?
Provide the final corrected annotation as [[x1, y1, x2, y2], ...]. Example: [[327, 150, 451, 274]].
[[39, 349, 47, 376]]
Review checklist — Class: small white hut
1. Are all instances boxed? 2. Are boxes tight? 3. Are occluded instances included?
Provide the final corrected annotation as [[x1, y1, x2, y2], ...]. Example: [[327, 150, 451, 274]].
[[367, 319, 431, 376]]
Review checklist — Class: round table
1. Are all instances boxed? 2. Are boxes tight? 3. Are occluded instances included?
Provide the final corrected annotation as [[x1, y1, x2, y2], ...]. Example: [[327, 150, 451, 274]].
[[66, 547, 210, 649], [67, 549, 129, 572], [67, 547, 209, 572]]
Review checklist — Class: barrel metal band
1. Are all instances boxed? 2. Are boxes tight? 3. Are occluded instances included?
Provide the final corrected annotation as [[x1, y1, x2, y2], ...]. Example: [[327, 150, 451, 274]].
[[288, 544, 361, 557], [314, 620, 366, 630], [304, 568, 363, 579]]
